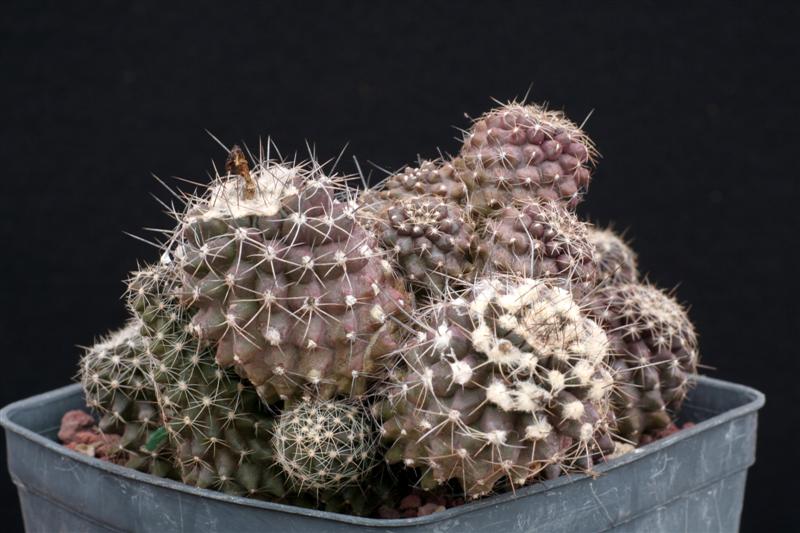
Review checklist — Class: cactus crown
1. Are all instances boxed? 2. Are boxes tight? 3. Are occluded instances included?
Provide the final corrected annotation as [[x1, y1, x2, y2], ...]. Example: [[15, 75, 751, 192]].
[[464, 102, 597, 162], [587, 227, 638, 285], [597, 283, 697, 362], [273, 399, 378, 491], [456, 100, 597, 212], [478, 199, 597, 297], [80, 323, 151, 416]]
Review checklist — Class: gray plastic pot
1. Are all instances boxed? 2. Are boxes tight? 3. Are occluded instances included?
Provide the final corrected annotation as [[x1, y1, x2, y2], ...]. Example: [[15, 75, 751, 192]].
[[2, 376, 762, 533]]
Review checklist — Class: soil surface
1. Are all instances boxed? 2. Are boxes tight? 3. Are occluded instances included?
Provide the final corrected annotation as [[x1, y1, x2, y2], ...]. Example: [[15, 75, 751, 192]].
[[58, 410, 126, 464]]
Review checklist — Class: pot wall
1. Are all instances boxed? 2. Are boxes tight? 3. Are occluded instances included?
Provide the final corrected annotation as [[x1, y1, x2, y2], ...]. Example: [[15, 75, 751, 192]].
[[1, 377, 764, 533]]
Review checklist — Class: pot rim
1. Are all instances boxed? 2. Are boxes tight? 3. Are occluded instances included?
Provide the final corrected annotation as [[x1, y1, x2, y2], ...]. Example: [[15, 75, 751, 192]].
[[0, 375, 765, 527]]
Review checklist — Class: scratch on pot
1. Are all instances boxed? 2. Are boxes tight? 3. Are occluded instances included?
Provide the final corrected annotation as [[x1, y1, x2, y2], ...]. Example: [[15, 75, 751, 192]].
[[711, 485, 723, 532], [589, 483, 615, 525], [652, 453, 673, 477]]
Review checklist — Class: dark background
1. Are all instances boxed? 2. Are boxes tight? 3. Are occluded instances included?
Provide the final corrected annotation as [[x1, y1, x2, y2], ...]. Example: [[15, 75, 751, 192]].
[[2, 1, 798, 530]]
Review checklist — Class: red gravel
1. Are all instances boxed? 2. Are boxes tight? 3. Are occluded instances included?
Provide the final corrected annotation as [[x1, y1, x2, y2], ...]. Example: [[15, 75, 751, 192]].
[[58, 409, 125, 463]]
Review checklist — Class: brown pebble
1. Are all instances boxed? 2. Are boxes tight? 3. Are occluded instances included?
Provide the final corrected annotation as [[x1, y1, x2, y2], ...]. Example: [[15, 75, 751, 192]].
[[402, 509, 418, 518], [66, 442, 97, 457], [417, 503, 446, 516], [377, 505, 402, 519], [71, 430, 101, 445], [399, 493, 422, 510], [58, 410, 96, 443]]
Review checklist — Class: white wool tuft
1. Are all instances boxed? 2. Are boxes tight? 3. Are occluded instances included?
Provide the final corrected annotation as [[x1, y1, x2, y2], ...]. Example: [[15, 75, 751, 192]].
[[547, 369, 566, 393], [572, 360, 595, 385], [579, 422, 594, 442], [193, 163, 299, 220], [486, 381, 515, 411], [433, 323, 452, 352], [562, 400, 585, 420], [449, 360, 474, 385], [524, 418, 552, 440]]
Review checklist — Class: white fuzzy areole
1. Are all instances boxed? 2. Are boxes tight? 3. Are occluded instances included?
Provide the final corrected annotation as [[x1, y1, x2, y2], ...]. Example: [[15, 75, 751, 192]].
[[471, 324, 494, 355], [485, 429, 508, 445], [547, 369, 566, 393], [449, 360, 473, 385], [524, 418, 552, 440], [264, 327, 282, 346], [579, 422, 594, 442], [433, 323, 453, 352], [486, 381, 515, 411], [572, 359, 595, 385], [191, 162, 299, 221], [515, 380, 550, 412], [370, 304, 386, 323], [579, 319, 610, 363], [562, 400, 585, 420]]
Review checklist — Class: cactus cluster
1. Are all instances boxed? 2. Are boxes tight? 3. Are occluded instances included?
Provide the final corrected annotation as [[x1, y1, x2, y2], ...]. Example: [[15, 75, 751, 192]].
[[75, 96, 701, 516]]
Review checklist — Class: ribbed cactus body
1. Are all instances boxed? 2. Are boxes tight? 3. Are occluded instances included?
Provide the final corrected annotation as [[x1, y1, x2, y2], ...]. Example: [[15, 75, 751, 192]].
[[172, 148, 410, 404], [479, 199, 597, 299], [378, 278, 616, 497], [127, 262, 291, 497], [273, 399, 378, 491], [79, 324, 175, 477], [587, 227, 638, 286], [372, 198, 477, 292], [380, 160, 468, 205], [588, 283, 698, 443], [455, 103, 595, 213]]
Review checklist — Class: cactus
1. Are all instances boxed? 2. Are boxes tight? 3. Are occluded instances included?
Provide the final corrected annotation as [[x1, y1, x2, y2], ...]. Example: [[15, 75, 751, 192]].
[[377, 277, 616, 497], [69, 94, 712, 512], [379, 160, 469, 206], [369, 197, 478, 293], [124, 261, 289, 497], [478, 199, 597, 299], [127, 262, 397, 512], [273, 398, 378, 491], [454, 102, 596, 213], [587, 283, 698, 443], [157, 342, 291, 498], [78, 323, 175, 477], [587, 227, 638, 285], [170, 146, 411, 404]]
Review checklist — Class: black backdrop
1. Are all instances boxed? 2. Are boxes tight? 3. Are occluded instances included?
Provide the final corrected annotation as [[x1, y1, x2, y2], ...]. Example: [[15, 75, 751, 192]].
[[2, 2, 798, 531]]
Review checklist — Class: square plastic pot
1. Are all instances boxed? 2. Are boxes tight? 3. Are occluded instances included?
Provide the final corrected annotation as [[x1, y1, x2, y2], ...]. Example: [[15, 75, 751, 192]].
[[1, 376, 763, 532]]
